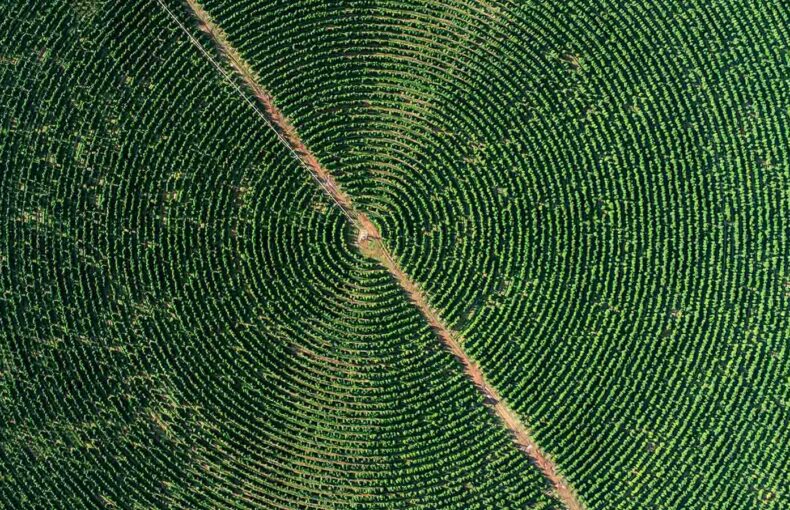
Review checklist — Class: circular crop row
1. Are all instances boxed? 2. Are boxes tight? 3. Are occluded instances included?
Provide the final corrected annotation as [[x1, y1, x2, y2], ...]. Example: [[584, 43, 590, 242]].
[[202, 0, 789, 509], [0, 1, 561, 509]]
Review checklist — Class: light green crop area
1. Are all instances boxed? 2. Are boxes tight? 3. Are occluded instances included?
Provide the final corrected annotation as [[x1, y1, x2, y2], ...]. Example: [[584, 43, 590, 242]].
[[1, 1, 788, 509]]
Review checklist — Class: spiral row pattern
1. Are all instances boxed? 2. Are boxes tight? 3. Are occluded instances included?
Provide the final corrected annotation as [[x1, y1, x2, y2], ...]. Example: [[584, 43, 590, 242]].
[[0, 2, 561, 508], [200, 1, 789, 509]]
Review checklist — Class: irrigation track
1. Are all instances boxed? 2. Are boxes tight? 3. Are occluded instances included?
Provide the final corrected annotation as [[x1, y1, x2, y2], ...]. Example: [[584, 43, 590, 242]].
[[156, 1, 584, 508]]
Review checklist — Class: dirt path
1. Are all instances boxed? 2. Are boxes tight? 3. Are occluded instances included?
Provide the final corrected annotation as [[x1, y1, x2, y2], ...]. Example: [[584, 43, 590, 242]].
[[162, 1, 584, 508], [364, 239, 584, 510]]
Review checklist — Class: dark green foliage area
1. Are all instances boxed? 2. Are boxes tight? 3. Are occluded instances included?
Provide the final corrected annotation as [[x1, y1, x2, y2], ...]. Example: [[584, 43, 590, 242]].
[[201, 1, 789, 509], [0, 1, 559, 509]]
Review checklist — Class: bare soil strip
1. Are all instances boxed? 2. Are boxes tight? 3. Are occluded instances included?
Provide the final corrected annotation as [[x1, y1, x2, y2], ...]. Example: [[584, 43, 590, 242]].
[[169, 1, 584, 508]]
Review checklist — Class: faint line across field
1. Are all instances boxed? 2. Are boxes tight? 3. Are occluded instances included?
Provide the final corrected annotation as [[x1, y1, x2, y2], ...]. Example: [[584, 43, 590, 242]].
[[155, 1, 585, 508]]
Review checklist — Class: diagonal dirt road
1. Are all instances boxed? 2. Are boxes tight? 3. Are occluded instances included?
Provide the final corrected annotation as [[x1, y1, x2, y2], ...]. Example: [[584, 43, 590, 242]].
[[158, 1, 584, 508]]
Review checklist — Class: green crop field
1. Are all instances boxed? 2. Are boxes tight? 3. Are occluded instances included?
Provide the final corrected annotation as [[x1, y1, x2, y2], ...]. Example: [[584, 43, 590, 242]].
[[0, 1, 787, 509]]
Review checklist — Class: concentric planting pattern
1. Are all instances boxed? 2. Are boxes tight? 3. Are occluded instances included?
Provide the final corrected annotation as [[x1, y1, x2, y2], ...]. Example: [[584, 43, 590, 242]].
[[1, 1, 788, 510]]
